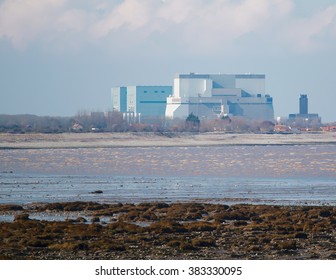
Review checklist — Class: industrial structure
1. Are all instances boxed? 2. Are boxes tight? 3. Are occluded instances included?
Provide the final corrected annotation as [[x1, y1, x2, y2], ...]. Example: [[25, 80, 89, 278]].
[[112, 73, 274, 121], [288, 94, 321, 127], [111, 85, 172, 118], [165, 73, 274, 120]]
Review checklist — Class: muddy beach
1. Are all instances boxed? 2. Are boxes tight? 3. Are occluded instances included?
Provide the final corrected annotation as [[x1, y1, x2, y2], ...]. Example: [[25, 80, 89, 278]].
[[0, 202, 335, 260], [1, 132, 335, 260], [1, 132, 336, 149]]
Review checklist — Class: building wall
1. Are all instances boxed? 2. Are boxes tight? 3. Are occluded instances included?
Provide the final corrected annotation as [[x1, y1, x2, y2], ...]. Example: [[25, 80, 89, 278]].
[[126, 86, 137, 113], [173, 77, 212, 98], [235, 75, 265, 95], [188, 98, 222, 119], [299, 94, 308, 115], [209, 74, 235, 89], [212, 88, 241, 97], [166, 97, 189, 119], [113, 85, 172, 116], [230, 102, 274, 120], [111, 86, 127, 112]]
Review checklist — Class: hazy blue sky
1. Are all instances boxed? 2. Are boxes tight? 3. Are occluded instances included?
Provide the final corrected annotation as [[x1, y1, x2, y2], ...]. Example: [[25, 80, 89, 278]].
[[1, 0, 336, 122]]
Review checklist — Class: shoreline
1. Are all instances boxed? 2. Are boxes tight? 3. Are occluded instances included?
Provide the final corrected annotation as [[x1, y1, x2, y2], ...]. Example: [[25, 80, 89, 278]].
[[0, 201, 335, 260], [0, 132, 336, 149]]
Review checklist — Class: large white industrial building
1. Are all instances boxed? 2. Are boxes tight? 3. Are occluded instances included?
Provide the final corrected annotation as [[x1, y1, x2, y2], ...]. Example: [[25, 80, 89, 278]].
[[112, 73, 274, 121], [166, 73, 274, 121]]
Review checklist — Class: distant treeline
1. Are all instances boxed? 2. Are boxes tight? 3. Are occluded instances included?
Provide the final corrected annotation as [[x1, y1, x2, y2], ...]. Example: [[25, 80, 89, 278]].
[[0, 112, 126, 133], [0, 113, 278, 134]]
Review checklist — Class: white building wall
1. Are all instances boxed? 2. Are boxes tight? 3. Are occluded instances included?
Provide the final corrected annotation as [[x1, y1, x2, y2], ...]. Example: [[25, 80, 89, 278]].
[[203, 79, 212, 97], [235, 77, 265, 94], [111, 87, 119, 111], [175, 78, 212, 98], [166, 73, 272, 120], [112, 86, 127, 112], [237, 103, 274, 121], [173, 78, 181, 98], [212, 88, 242, 96], [209, 74, 235, 88], [165, 97, 189, 119], [126, 86, 137, 113]]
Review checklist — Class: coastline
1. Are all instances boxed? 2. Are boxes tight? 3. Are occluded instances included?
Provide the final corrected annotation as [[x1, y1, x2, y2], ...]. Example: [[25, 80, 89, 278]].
[[0, 132, 336, 149], [0, 201, 335, 260]]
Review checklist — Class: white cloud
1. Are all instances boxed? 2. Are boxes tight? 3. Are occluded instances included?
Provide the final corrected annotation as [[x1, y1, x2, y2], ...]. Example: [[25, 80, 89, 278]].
[[283, 4, 336, 52], [0, 0, 68, 49], [0, 0, 335, 53], [90, 0, 158, 39], [55, 9, 88, 33]]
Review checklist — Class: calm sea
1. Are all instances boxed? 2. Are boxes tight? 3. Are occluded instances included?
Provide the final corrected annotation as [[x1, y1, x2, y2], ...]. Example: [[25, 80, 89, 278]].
[[0, 145, 335, 205]]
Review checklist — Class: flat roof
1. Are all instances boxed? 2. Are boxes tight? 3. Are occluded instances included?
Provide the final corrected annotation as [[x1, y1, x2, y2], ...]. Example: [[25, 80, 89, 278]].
[[176, 73, 265, 79]]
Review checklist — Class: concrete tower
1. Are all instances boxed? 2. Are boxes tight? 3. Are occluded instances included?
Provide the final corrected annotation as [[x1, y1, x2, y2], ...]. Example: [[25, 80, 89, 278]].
[[299, 94, 308, 115]]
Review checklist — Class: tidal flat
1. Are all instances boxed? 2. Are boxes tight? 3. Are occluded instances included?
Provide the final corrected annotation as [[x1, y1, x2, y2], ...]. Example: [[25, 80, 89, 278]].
[[0, 132, 335, 259], [0, 202, 335, 260], [0, 132, 336, 149]]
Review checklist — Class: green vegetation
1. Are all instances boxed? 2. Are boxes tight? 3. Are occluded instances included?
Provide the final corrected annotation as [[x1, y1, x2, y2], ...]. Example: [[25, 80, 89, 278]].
[[185, 113, 200, 132]]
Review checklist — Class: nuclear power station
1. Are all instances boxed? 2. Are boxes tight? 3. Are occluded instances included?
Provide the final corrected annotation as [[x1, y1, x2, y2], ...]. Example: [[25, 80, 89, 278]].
[[112, 73, 274, 121]]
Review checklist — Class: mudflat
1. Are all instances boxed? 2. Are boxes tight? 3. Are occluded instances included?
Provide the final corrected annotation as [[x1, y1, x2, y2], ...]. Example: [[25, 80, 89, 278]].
[[0, 202, 335, 260], [1, 132, 335, 260], [0, 132, 336, 149]]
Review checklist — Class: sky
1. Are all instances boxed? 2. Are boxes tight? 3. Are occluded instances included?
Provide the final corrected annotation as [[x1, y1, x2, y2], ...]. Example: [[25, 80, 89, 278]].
[[0, 0, 336, 122]]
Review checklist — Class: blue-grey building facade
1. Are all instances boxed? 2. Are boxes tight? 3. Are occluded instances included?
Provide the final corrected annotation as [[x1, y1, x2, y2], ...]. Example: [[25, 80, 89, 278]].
[[112, 85, 172, 117]]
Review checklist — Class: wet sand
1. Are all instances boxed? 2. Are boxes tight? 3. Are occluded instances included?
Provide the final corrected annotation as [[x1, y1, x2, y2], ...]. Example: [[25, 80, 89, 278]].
[[0, 202, 335, 260], [0, 132, 336, 149]]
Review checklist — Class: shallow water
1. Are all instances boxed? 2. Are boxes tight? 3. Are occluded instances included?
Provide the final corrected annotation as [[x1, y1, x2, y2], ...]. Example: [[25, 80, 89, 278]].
[[1, 145, 336, 177], [0, 174, 335, 206], [0, 145, 335, 206]]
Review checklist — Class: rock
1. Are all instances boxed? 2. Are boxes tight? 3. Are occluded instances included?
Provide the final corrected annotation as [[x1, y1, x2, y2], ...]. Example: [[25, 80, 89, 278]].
[[0, 204, 23, 211], [76, 217, 87, 223], [14, 213, 30, 221], [91, 190, 103, 194], [91, 217, 100, 223], [295, 232, 308, 239], [319, 210, 332, 218]]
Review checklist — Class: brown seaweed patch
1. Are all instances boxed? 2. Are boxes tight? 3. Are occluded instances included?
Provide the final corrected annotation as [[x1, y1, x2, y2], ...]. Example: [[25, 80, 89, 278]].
[[277, 240, 297, 250], [108, 222, 143, 234], [184, 221, 218, 232], [191, 238, 216, 247], [33, 201, 110, 211], [148, 221, 187, 234], [14, 213, 30, 221], [0, 204, 24, 211], [1, 202, 336, 260]]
